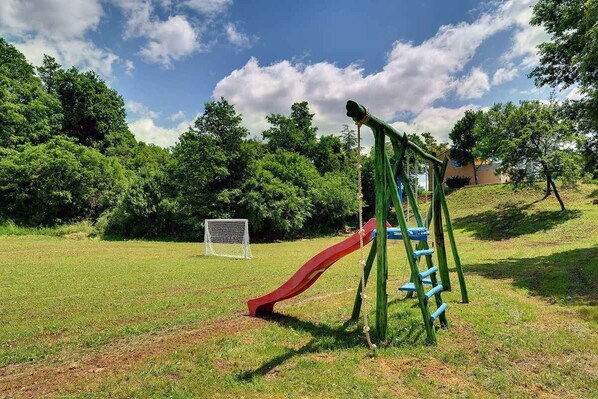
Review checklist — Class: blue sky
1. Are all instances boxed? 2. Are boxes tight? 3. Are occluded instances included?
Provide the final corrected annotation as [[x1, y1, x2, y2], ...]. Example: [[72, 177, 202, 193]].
[[1, 0, 578, 147]]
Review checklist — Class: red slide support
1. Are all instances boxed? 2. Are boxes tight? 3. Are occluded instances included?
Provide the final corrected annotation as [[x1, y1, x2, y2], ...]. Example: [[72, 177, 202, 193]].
[[247, 218, 379, 316]]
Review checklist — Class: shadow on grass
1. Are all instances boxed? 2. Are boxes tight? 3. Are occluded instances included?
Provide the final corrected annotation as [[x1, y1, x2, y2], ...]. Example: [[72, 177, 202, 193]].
[[453, 200, 581, 241], [237, 301, 427, 382], [468, 246, 598, 305]]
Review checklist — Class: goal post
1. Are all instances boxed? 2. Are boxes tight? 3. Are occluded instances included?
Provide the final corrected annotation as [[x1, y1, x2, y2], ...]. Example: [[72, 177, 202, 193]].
[[204, 219, 252, 259]]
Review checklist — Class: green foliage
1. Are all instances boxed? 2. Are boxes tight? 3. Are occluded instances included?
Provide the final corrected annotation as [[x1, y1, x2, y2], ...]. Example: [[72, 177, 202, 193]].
[[103, 171, 179, 239], [0, 39, 62, 148], [169, 98, 252, 238], [0, 41, 364, 240], [240, 159, 312, 238], [311, 172, 358, 228], [262, 101, 318, 157], [340, 124, 357, 153], [531, 0, 598, 177], [39, 56, 136, 154], [477, 101, 583, 210], [421, 132, 449, 156], [449, 110, 484, 184], [0, 137, 125, 225], [312, 134, 346, 174]]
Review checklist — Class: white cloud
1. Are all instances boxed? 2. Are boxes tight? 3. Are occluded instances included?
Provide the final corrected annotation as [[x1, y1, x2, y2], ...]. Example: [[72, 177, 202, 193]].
[[138, 15, 200, 68], [456, 67, 490, 99], [213, 1, 529, 143], [126, 101, 196, 147], [0, 0, 102, 39], [501, 0, 550, 68], [0, 0, 119, 77], [225, 22, 254, 48], [124, 60, 135, 76], [392, 105, 478, 142], [13, 36, 119, 77], [169, 110, 186, 121], [118, 0, 202, 68], [184, 0, 233, 15], [128, 117, 192, 148], [127, 100, 160, 119], [492, 66, 519, 85]]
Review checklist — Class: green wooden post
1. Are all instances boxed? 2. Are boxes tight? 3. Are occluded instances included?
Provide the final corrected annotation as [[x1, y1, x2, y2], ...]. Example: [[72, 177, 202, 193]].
[[433, 163, 451, 291], [384, 152, 436, 344], [433, 168, 470, 303], [351, 239, 377, 320], [424, 160, 448, 229], [352, 141, 404, 321], [373, 128, 389, 340]]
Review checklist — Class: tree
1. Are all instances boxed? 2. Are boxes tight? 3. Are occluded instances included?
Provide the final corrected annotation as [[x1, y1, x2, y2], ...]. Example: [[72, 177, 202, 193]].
[[312, 135, 346, 174], [340, 124, 357, 153], [449, 110, 484, 185], [0, 137, 125, 225], [241, 150, 320, 238], [421, 132, 449, 156], [530, 0, 598, 178], [39, 57, 136, 154], [169, 98, 252, 238], [262, 101, 318, 157], [481, 101, 581, 211], [0, 39, 62, 148]]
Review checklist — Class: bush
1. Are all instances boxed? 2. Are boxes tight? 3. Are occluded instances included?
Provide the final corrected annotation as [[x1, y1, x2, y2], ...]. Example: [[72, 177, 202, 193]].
[[103, 171, 180, 239], [446, 175, 471, 189], [0, 137, 125, 225]]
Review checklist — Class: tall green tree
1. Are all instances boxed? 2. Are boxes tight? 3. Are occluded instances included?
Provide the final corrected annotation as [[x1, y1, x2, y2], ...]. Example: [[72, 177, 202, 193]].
[[38, 56, 136, 154], [169, 98, 252, 237], [0, 39, 62, 148], [449, 110, 484, 185], [312, 135, 346, 174], [530, 0, 598, 177], [340, 124, 357, 153], [240, 151, 317, 238], [262, 101, 318, 157]]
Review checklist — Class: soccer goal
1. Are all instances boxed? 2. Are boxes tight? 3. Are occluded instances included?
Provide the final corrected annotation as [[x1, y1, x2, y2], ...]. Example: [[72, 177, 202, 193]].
[[204, 219, 252, 259]]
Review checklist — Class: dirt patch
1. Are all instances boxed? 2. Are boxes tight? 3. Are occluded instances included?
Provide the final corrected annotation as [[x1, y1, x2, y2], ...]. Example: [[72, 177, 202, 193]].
[[0, 314, 266, 398]]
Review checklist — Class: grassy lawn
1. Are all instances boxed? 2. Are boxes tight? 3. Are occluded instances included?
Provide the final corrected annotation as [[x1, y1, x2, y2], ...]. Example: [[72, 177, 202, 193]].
[[1, 184, 596, 398]]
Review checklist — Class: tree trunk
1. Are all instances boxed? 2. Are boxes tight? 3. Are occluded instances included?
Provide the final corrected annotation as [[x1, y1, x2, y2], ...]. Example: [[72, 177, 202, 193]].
[[472, 162, 479, 185], [545, 175, 552, 196], [550, 178, 566, 211]]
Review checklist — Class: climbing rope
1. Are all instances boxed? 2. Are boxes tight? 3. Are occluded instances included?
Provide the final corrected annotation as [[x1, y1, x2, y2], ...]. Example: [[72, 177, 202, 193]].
[[356, 110, 376, 351]]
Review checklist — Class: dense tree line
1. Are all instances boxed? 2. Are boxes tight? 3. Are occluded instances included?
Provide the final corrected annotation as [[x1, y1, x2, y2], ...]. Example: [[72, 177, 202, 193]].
[[0, 39, 376, 240]]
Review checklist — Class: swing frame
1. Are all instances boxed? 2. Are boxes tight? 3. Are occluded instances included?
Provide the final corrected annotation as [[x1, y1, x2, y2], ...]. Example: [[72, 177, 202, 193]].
[[347, 100, 469, 344]]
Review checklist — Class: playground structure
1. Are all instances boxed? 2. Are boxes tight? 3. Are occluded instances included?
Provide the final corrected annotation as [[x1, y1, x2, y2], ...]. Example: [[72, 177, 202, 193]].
[[248, 100, 469, 346]]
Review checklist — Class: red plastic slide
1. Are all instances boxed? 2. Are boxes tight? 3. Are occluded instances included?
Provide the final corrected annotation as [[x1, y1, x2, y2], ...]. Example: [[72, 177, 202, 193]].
[[247, 218, 379, 316]]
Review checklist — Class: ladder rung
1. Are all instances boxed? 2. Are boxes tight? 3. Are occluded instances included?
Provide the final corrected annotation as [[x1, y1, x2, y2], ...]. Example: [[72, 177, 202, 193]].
[[430, 303, 447, 323], [398, 279, 433, 292], [418, 266, 438, 280], [424, 285, 443, 303], [398, 282, 416, 292], [372, 227, 430, 242], [413, 249, 434, 259]]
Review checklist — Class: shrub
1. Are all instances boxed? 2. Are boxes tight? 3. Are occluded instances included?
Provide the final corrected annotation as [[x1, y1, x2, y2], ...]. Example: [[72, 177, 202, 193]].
[[0, 137, 125, 225], [446, 175, 471, 189]]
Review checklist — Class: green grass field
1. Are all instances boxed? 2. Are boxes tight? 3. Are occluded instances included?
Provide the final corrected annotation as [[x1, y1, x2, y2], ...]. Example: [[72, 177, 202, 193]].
[[1, 184, 597, 398]]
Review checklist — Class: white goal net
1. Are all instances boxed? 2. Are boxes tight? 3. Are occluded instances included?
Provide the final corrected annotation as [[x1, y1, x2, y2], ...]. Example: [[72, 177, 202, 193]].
[[204, 219, 252, 259]]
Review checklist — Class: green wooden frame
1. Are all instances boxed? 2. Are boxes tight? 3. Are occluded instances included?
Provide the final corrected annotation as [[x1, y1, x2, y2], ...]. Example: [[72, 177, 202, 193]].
[[346, 100, 469, 344]]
